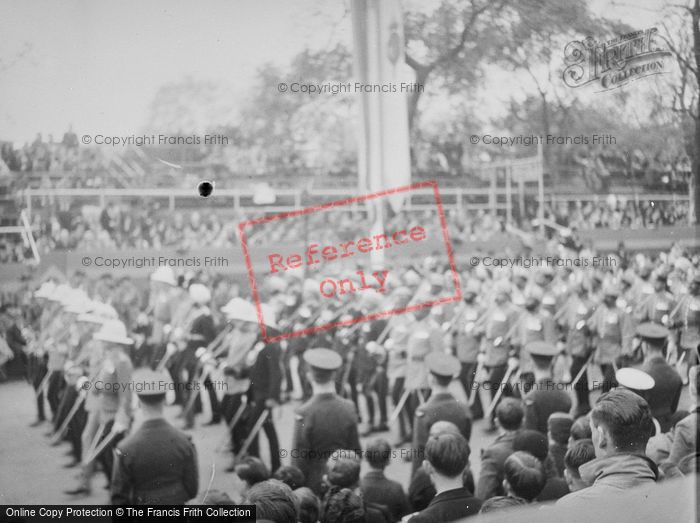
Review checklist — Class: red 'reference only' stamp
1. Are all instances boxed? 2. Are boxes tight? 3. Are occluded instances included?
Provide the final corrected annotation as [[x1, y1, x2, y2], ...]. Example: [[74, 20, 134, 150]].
[[238, 180, 461, 342]]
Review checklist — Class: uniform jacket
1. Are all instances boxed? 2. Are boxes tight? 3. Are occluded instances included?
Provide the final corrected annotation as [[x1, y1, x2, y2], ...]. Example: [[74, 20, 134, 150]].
[[476, 430, 518, 500], [291, 392, 361, 494], [587, 304, 633, 363], [557, 453, 658, 508], [245, 338, 282, 403], [523, 380, 572, 435], [640, 356, 682, 432], [360, 470, 410, 522], [480, 303, 520, 367], [408, 487, 481, 523], [672, 294, 700, 350], [405, 317, 443, 390], [411, 392, 472, 476], [454, 304, 483, 364], [97, 351, 133, 426], [512, 309, 556, 374], [560, 295, 594, 357], [111, 418, 199, 505], [635, 291, 675, 325]]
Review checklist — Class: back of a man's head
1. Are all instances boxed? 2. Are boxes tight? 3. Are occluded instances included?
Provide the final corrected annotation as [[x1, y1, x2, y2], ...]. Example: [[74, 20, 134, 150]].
[[326, 450, 361, 488], [235, 456, 270, 486], [564, 439, 596, 487], [320, 487, 365, 523], [293, 487, 320, 523], [425, 432, 470, 478], [503, 451, 546, 502], [496, 398, 524, 431], [365, 438, 392, 470], [273, 465, 305, 491], [590, 389, 654, 456], [244, 479, 297, 523], [569, 415, 592, 445]]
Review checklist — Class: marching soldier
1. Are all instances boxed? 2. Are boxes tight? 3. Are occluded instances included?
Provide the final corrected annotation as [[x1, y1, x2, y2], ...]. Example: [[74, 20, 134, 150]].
[[637, 323, 683, 432], [475, 281, 519, 426], [635, 273, 675, 326], [411, 352, 472, 476], [509, 287, 557, 395], [217, 298, 258, 459], [404, 304, 444, 421], [243, 304, 282, 472], [112, 367, 199, 505], [385, 287, 413, 445], [670, 273, 700, 383], [66, 319, 134, 496], [558, 282, 594, 416], [587, 283, 633, 392], [291, 348, 361, 495], [452, 279, 484, 419], [521, 341, 572, 435], [181, 283, 217, 429], [146, 266, 178, 369]]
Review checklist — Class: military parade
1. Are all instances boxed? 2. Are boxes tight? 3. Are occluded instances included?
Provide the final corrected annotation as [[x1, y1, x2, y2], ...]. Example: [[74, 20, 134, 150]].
[[0, 245, 695, 519]]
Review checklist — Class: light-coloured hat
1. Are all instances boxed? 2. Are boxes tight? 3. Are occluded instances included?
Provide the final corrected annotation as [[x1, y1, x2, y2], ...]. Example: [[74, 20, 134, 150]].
[[77, 302, 118, 324], [93, 319, 133, 345], [221, 297, 258, 323], [616, 367, 655, 391], [150, 266, 177, 286], [48, 283, 72, 302], [189, 283, 211, 305], [62, 289, 91, 313], [34, 281, 56, 299]]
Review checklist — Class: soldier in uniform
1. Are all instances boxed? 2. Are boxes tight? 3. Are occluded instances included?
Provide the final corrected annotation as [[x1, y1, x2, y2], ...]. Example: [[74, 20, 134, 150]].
[[181, 283, 217, 429], [404, 305, 444, 421], [559, 282, 594, 416], [522, 341, 572, 435], [587, 283, 633, 392], [218, 298, 259, 461], [637, 323, 683, 432], [509, 287, 556, 396], [146, 266, 178, 372], [670, 273, 700, 383], [411, 352, 472, 477], [291, 348, 361, 495], [243, 304, 282, 472], [66, 319, 134, 496], [384, 287, 413, 445], [452, 279, 483, 419], [475, 281, 519, 426], [635, 273, 675, 326], [111, 367, 199, 505]]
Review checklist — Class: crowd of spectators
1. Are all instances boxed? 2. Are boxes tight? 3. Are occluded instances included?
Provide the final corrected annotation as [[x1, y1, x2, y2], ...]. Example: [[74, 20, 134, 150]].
[[0, 195, 691, 263], [192, 382, 697, 521]]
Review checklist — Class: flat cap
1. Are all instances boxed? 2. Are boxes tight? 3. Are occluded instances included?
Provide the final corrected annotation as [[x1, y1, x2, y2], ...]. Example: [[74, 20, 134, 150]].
[[635, 322, 670, 341], [132, 367, 172, 397], [525, 341, 559, 357], [615, 367, 655, 392], [303, 348, 342, 371], [425, 352, 460, 378]]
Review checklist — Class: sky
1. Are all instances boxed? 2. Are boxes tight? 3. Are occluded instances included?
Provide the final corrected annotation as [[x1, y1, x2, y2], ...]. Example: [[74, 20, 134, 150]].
[[0, 0, 673, 144]]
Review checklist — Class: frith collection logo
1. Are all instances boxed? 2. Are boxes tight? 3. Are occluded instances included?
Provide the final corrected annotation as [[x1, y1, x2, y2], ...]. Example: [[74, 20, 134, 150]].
[[563, 27, 671, 91]]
